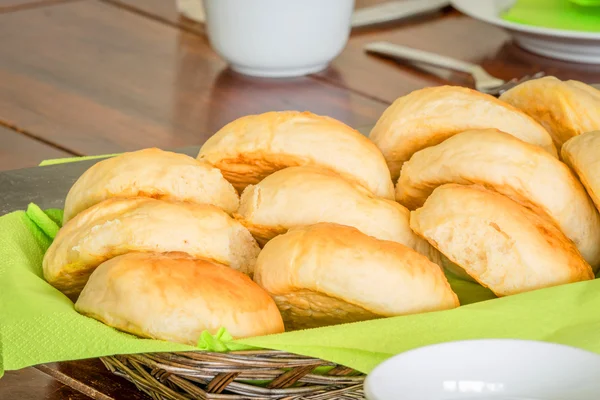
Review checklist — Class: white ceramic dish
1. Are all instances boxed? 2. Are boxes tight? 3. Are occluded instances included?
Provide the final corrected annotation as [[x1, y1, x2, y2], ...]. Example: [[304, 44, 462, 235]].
[[203, 0, 354, 78], [451, 0, 600, 63], [364, 339, 600, 400]]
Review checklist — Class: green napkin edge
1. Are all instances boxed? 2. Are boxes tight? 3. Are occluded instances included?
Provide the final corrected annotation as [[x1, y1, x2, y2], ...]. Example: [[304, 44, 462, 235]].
[[2, 203, 493, 377], [39, 153, 120, 166], [569, 0, 600, 6], [0, 208, 255, 378], [5, 201, 600, 379]]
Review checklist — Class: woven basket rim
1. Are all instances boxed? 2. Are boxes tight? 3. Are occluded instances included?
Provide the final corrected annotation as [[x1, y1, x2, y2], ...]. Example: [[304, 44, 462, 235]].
[[102, 349, 365, 399]]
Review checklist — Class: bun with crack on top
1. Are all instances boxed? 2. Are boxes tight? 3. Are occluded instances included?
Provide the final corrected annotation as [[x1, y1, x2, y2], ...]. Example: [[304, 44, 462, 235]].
[[253, 223, 459, 330], [409, 184, 594, 297], [197, 111, 395, 199], [43, 197, 260, 298], [396, 129, 600, 271], [235, 166, 440, 264], [562, 130, 600, 213], [369, 86, 557, 180], [500, 76, 600, 149], [63, 148, 239, 223]]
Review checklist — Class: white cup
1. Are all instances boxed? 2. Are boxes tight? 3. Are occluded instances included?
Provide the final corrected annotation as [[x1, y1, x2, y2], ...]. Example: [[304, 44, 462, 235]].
[[203, 0, 355, 78]]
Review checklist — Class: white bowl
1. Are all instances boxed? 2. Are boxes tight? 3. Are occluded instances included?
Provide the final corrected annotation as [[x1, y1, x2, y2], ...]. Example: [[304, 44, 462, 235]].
[[451, 0, 600, 64], [364, 339, 600, 400], [203, 0, 355, 78]]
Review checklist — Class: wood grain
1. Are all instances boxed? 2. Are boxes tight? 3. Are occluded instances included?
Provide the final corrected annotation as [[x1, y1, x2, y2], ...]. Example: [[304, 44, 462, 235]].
[[0, 368, 91, 400], [0, 0, 77, 14], [0, 1, 387, 156], [319, 12, 509, 103], [101, 0, 205, 34], [37, 360, 149, 400], [101, 1, 600, 105], [0, 126, 72, 171]]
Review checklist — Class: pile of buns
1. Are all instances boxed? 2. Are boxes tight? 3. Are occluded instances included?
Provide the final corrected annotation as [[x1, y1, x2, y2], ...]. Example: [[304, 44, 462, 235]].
[[42, 76, 600, 346]]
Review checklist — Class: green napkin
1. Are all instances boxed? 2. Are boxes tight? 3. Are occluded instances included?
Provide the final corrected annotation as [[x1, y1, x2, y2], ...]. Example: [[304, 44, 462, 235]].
[[570, 0, 600, 6], [502, 0, 600, 32], [3, 203, 600, 379], [0, 206, 194, 378]]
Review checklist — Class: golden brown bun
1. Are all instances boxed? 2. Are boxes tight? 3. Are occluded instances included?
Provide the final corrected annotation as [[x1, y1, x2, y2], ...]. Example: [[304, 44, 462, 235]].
[[197, 111, 395, 199], [75, 252, 284, 345], [43, 198, 260, 297], [235, 166, 440, 263], [562, 131, 600, 213], [500, 76, 600, 149], [410, 184, 594, 297], [253, 223, 459, 330], [397, 129, 600, 270], [63, 148, 239, 223], [369, 86, 557, 180]]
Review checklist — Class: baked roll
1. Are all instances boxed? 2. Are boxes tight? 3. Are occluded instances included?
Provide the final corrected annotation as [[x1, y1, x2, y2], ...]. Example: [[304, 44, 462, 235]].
[[410, 184, 594, 297], [500, 76, 600, 149], [369, 86, 557, 180], [396, 129, 600, 271], [562, 130, 600, 212], [63, 148, 239, 223], [43, 197, 260, 297], [253, 223, 459, 330], [197, 111, 395, 199], [75, 252, 284, 344], [235, 166, 439, 263]]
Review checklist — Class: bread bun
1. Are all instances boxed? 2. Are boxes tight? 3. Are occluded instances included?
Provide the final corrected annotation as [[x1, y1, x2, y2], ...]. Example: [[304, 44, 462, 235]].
[[369, 86, 557, 180], [397, 129, 600, 270], [43, 197, 259, 297], [75, 252, 284, 344], [410, 184, 594, 297], [253, 223, 459, 330], [500, 77, 600, 149], [235, 166, 439, 263], [197, 111, 395, 199], [63, 148, 239, 223], [562, 131, 600, 212]]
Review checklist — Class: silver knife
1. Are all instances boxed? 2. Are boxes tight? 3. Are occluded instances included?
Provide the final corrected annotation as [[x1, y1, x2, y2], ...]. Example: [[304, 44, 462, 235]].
[[351, 0, 451, 28]]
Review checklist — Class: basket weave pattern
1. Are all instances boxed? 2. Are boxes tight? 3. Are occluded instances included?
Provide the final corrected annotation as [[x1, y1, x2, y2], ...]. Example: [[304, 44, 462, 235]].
[[101, 350, 365, 399]]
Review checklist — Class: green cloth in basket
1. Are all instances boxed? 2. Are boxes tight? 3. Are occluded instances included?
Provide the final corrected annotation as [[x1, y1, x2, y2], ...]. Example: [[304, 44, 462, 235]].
[[2, 204, 600, 378]]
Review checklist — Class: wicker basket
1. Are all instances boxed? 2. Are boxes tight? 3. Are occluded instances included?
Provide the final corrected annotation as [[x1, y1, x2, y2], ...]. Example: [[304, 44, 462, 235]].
[[101, 350, 365, 399]]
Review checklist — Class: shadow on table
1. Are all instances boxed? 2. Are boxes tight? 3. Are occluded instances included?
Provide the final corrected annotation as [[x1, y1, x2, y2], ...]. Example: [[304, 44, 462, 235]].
[[484, 40, 600, 84], [171, 30, 378, 138]]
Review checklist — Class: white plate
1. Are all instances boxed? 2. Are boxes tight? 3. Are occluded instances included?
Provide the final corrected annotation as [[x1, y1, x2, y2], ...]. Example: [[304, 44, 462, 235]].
[[451, 0, 600, 63], [364, 339, 600, 400]]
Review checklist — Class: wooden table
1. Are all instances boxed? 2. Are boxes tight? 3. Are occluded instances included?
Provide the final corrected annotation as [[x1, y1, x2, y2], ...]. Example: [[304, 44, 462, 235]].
[[2, 1, 600, 398]]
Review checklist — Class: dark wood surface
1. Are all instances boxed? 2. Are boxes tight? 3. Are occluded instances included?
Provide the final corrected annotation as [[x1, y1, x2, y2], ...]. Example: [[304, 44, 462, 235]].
[[0, 368, 90, 400], [0, 1, 387, 157], [94, 1, 600, 102], [102, 0, 206, 34], [1, 0, 599, 398], [0, 126, 72, 170], [0, 0, 77, 13], [37, 360, 149, 400]]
